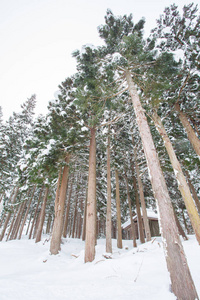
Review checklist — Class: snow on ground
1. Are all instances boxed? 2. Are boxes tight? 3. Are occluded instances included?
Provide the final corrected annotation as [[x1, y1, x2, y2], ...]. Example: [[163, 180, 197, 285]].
[[0, 235, 199, 300]]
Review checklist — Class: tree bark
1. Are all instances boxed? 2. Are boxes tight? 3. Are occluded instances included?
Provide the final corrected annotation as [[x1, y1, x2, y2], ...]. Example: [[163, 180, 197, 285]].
[[175, 103, 200, 158], [184, 169, 200, 215], [50, 154, 70, 254], [0, 186, 19, 241], [132, 170, 145, 243], [85, 128, 96, 263], [28, 187, 44, 239], [125, 70, 198, 300], [82, 194, 87, 241], [106, 126, 112, 253], [18, 185, 36, 239], [11, 201, 26, 240], [124, 170, 137, 247], [133, 144, 151, 241], [63, 178, 74, 238], [115, 169, 123, 248], [6, 206, 18, 241], [46, 213, 52, 234], [72, 192, 78, 238], [152, 111, 200, 244], [173, 207, 188, 240], [35, 186, 49, 243]]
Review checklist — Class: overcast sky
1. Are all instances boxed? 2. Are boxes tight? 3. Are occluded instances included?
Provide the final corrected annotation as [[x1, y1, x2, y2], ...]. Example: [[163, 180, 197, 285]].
[[0, 0, 199, 120]]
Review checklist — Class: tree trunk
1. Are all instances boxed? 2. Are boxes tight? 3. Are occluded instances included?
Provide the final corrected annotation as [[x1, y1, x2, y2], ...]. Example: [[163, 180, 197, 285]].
[[63, 178, 73, 238], [18, 185, 36, 239], [29, 187, 44, 239], [182, 208, 190, 234], [115, 169, 123, 249], [82, 194, 87, 241], [175, 103, 200, 158], [125, 70, 198, 300], [0, 186, 19, 241], [133, 143, 151, 241], [54, 167, 63, 212], [26, 211, 34, 235], [173, 207, 188, 240], [106, 126, 112, 253], [6, 206, 18, 241], [11, 201, 27, 240], [184, 169, 200, 215], [132, 170, 145, 243], [85, 128, 96, 263], [50, 154, 70, 254], [124, 170, 137, 247], [35, 186, 49, 243], [46, 213, 52, 234], [152, 111, 200, 244], [72, 192, 78, 238]]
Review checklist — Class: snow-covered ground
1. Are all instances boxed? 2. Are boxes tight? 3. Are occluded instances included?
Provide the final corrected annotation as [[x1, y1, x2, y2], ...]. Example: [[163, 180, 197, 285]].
[[0, 235, 199, 300]]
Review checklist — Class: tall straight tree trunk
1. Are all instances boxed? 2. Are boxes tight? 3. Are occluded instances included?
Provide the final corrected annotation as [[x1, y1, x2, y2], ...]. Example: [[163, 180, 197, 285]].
[[50, 154, 70, 254], [175, 103, 200, 158], [29, 187, 44, 239], [46, 213, 52, 234], [132, 170, 145, 243], [54, 167, 63, 212], [132, 138, 151, 241], [0, 186, 19, 241], [85, 128, 96, 263], [6, 206, 18, 241], [26, 211, 34, 235], [106, 126, 112, 253], [125, 70, 198, 300], [35, 186, 49, 243], [115, 169, 123, 249], [124, 170, 137, 247], [152, 111, 200, 244], [18, 185, 36, 239], [173, 207, 188, 240], [72, 192, 78, 238], [82, 194, 87, 241], [63, 178, 74, 238], [184, 169, 200, 215], [11, 201, 27, 240]]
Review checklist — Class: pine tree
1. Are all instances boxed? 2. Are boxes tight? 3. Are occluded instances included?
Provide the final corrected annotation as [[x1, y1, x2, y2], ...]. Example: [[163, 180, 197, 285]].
[[97, 10, 199, 299]]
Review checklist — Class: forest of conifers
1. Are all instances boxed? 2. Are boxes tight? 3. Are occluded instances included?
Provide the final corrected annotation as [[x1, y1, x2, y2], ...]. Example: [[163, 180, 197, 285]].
[[0, 4, 200, 299]]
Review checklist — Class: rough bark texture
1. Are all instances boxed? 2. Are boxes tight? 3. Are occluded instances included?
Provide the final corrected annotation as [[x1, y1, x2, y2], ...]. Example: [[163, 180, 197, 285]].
[[35, 186, 49, 243], [72, 193, 78, 238], [115, 169, 123, 249], [132, 172, 145, 243], [175, 103, 200, 158], [85, 128, 97, 263], [63, 178, 73, 238], [82, 195, 87, 241], [0, 186, 19, 241], [124, 171, 137, 247], [106, 128, 112, 253], [18, 185, 36, 239], [153, 111, 200, 244], [11, 201, 27, 240], [6, 206, 18, 241], [184, 169, 200, 215], [50, 154, 70, 254], [125, 70, 199, 300], [173, 207, 188, 240], [133, 145, 151, 242], [28, 187, 43, 239]]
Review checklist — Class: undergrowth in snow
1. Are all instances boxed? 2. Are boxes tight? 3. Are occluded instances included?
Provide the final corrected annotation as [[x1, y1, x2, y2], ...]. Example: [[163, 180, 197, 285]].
[[0, 235, 199, 300]]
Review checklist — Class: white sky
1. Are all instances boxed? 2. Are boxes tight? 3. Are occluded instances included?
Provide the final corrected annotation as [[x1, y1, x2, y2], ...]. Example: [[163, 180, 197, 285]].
[[0, 0, 199, 120]]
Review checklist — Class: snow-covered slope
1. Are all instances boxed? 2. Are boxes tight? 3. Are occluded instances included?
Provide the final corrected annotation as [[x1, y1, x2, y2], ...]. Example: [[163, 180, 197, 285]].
[[0, 235, 199, 300]]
